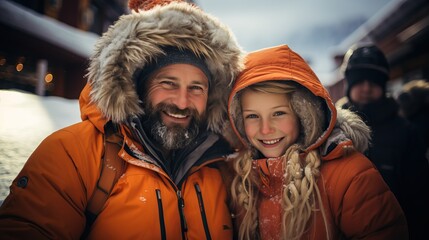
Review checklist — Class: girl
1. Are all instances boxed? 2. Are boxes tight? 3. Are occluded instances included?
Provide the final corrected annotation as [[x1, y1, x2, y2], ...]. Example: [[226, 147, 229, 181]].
[[227, 45, 408, 240]]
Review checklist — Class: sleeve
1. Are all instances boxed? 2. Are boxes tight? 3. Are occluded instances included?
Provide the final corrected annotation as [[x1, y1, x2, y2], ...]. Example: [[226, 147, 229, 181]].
[[336, 154, 409, 239], [0, 128, 101, 240]]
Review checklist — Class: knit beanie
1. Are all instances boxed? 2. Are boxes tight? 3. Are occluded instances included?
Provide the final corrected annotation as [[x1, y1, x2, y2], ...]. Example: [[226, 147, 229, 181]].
[[345, 68, 389, 96], [135, 47, 212, 97], [341, 43, 390, 98]]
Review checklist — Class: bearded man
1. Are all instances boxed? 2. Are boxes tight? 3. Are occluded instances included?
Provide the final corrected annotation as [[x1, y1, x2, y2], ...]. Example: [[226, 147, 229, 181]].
[[0, 0, 244, 239]]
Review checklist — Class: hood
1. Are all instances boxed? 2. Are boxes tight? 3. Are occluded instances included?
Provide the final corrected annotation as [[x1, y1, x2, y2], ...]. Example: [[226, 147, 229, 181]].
[[80, 1, 244, 133], [228, 45, 336, 153]]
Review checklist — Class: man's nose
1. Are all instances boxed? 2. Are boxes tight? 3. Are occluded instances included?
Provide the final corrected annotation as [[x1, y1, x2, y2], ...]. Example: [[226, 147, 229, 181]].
[[361, 80, 372, 91], [174, 87, 189, 109]]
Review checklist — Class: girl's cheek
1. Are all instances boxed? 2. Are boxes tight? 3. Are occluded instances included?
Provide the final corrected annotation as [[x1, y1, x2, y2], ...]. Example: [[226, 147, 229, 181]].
[[244, 122, 257, 139]]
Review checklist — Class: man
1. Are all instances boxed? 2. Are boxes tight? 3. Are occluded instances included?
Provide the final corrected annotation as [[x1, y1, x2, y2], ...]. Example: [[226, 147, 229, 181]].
[[0, 0, 244, 239], [336, 43, 429, 240]]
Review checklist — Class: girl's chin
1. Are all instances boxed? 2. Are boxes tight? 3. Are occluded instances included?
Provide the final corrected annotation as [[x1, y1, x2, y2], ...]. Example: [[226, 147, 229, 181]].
[[260, 150, 283, 158], [257, 144, 289, 158]]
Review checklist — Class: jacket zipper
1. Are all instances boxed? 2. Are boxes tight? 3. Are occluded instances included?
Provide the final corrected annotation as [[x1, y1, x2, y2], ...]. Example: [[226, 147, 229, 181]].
[[156, 189, 166, 240], [158, 187, 188, 240], [177, 190, 188, 239], [194, 183, 212, 240]]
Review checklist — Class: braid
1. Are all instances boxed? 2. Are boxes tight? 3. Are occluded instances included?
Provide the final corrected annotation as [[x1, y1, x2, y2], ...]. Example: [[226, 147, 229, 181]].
[[281, 146, 326, 239], [231, 150, 260, 240]]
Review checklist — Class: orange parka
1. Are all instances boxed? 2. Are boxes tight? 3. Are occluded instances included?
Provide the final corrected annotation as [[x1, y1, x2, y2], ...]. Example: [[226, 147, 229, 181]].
[[227, 45, 408, 239], [0, 2, 244, 239]]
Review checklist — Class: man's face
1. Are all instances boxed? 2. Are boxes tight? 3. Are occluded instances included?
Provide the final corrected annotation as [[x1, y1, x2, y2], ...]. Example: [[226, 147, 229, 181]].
[[143, 64, 209, 150], [349, 79, 383, 106]]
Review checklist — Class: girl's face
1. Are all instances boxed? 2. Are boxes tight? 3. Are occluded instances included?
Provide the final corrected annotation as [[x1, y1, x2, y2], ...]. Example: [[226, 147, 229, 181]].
[[241, 89, 300, 158]]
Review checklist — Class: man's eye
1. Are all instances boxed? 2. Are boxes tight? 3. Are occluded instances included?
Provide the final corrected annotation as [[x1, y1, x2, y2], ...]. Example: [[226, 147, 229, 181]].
[[189, 85, 205, 94], [160, 81, 176, 89]]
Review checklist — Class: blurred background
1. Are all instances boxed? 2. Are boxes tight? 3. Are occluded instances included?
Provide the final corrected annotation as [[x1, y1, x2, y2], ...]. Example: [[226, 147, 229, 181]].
[[1, 0, 428, 200]]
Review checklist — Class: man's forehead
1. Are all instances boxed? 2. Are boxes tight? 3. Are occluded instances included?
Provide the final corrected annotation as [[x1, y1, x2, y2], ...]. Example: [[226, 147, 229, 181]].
[[151, 64, 209, 85]]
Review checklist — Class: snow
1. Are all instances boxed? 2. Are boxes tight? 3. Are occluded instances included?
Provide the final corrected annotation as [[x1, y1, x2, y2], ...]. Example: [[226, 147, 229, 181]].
[[0, 89, 80, 201]]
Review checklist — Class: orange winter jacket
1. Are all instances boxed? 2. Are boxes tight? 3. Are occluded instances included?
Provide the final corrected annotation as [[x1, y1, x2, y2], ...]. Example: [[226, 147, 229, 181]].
[[227, 45, 408, 239], [0, 83, 234, 240]]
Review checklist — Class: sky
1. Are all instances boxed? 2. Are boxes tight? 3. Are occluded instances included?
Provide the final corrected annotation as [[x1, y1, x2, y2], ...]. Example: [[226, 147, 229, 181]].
[[197, 0, 394, 85]]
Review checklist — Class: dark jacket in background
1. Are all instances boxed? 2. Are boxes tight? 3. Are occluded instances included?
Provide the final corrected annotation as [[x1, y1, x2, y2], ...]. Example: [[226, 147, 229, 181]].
[[337, 95, 429, 239]]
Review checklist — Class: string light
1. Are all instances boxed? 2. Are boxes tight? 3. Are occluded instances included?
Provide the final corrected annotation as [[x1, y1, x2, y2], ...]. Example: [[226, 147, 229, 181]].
[[45, 73, 53, 83], [16, 63, 23, 72]]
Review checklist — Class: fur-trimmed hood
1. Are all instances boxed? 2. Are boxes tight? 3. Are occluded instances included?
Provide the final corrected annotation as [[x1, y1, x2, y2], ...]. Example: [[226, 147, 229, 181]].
[[80, 1, 244, 134], [227, 45, 370, 156]]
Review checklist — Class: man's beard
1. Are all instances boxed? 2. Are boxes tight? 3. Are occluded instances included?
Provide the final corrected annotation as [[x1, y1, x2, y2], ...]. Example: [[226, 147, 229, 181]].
[[143, 102, 206, 150]]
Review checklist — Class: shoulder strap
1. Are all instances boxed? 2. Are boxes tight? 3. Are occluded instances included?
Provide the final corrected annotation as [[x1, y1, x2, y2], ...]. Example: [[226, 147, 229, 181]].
[[83, 121, 126, 238]]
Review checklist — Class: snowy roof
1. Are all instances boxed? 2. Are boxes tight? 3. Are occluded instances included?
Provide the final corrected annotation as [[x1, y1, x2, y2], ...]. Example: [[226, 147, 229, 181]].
[[0, 0, 100, 58], [332, 0, 405, 56]]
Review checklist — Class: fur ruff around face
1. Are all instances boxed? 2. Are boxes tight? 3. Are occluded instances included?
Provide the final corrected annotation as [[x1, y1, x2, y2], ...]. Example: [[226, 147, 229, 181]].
[[86, 2, 244, 134]]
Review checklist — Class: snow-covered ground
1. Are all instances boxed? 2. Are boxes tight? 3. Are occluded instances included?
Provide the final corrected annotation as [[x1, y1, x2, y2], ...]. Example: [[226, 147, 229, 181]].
[[0, 89, 80, 201]]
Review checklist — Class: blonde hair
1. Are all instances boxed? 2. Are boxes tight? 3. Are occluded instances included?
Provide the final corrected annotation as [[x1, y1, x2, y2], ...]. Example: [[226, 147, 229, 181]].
[[230, 81, 329, 239]]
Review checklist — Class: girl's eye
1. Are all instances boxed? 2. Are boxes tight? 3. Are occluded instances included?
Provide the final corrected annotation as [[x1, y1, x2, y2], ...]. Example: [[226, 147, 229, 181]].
[[245, 114, 258, 119], [273, 111, 286, 117]]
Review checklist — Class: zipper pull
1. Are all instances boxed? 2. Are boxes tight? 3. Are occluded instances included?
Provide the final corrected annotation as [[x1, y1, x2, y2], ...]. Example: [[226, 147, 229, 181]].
[[177, 190, 188, 233]]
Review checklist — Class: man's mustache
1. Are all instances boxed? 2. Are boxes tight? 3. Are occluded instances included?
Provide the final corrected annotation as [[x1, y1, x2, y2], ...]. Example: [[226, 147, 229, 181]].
[[155, 103, 200, 121]]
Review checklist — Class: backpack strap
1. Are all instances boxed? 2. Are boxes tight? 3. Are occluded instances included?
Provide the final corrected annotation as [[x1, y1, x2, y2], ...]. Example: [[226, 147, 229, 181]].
[[82, 121, 126, 238]]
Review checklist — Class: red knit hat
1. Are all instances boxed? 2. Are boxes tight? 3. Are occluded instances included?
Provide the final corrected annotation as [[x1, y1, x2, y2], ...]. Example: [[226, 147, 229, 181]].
[[129, 0, 188, 12]]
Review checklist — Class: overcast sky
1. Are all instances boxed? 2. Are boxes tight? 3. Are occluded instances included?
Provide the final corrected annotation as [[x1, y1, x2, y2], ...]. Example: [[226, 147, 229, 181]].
[[197, 0, 394, 85]]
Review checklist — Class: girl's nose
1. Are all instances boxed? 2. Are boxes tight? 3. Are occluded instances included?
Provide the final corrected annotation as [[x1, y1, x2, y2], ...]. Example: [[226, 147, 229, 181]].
[[260, 119, 274, 135]]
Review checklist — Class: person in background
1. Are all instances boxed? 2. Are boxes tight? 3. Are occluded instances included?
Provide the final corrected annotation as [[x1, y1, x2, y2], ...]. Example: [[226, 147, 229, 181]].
[[336, 43, 428, 239], [397, 79, 429, 160], [396, 79, 429, 239], [0, 0, 244, 239], [227, 44, 407, 240]]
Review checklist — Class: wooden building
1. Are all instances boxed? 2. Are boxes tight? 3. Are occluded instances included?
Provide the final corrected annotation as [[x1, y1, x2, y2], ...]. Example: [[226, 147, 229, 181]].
[[0, 0, 128, 99]]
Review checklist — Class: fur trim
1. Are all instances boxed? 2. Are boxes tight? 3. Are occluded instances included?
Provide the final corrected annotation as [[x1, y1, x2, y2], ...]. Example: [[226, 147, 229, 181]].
[[86, 1, 244, 133], [333, 108, 371, 153], [290, 87, 325, 148]]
